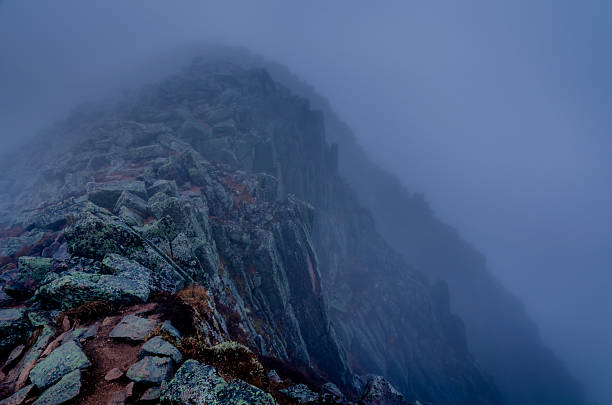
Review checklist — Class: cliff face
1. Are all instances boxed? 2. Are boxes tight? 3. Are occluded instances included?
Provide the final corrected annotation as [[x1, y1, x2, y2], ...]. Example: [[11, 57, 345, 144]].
[[0, 58, 501, 404]]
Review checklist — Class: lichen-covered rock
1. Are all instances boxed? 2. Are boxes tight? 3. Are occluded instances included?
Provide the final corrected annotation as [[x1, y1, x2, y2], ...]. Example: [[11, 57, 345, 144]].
[[113, 191, 149, 216], [35, 270, 149, 310], [4, 257, 53, 297], [110, 315, 157, 341], [29, 340, 90, 389], [0, 307, 31, 354], [0, 384, 33, 405], [63, 210, 145, 260], [32, 369, 81, 405], [360, 375, 407, 405], [126, 356, 173, 384], [160, 360, 226, 404], [321, 382, 345, 404], [218, 379, 276, 405], [139, 336, 182, 363], [279, 384, 319, 404], [70, 324, 98, 341]]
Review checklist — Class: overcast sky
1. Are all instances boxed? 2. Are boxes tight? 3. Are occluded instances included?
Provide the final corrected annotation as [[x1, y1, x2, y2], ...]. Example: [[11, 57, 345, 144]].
[[1, 1, 611, 403]]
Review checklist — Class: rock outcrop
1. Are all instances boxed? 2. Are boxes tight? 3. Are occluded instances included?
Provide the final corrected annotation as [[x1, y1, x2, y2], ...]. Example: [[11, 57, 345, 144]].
[[0, 55, 501, 404]]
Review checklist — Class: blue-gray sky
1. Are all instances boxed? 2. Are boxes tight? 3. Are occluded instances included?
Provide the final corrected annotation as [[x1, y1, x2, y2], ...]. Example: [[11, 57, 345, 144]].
[[1, 1, 611, 403]]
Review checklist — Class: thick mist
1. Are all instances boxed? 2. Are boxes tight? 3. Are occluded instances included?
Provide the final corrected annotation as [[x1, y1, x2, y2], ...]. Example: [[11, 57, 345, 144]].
[[1, 1, 611, 403]]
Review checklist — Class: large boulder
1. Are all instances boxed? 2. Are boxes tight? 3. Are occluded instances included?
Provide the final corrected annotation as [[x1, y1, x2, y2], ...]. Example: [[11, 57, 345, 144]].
[[35, 270, 150, 310], [86, 181, 147, 210], [29, 340, 90, 389], [279, 384, 319, 404]]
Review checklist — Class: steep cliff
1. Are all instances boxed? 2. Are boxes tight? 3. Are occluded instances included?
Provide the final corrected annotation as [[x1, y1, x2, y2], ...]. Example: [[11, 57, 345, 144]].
[[0, 57, 500, 404]]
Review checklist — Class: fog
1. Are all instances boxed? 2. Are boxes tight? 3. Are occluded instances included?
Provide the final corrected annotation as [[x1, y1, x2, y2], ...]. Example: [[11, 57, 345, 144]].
[[1, 1, 611, 403]]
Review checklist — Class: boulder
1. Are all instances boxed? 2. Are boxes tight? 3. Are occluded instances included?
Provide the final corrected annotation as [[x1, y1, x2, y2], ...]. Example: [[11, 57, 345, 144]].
[[71, 325, 98, 341], [4, 257, 53, 297], [218, 379, 276, 405], [63, 211, 144, 260], [104, 368, 123, 382], [110, 315, 157, 341], [87, 181, 147, 210], [113, 191, 148, 216], [0, 307, 31, 354], [360, 375, 407, 405], [29, 340, 90, 389], [160, 320, 181, 340], [160, 360, 227, 404], [126, 356, 173, 384], [147, 180, 179, 198], [139, 336, 182, 363], [32, 369, 82, 405], [279, 384, 319, 404], [35, 270, 149, 310], [140, 386, 161, 401]]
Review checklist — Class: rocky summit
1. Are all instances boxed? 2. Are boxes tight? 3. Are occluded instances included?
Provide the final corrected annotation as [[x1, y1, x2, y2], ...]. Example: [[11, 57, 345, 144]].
[[0, 57, 502, 404]]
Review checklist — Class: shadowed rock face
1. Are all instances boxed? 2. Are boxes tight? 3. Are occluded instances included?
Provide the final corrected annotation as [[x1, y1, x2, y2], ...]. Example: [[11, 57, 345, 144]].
[[0, 56, 501, 404]]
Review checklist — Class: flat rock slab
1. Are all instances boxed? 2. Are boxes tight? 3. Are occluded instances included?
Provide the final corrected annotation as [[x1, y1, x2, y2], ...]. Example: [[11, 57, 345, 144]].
[[160, 320, 181, 340], [139, 336, 182, 363], [109, 315, 157, 342], [32, 369, 81, 405], [126, 356, 173, 384], [29, 340, 90, 389]]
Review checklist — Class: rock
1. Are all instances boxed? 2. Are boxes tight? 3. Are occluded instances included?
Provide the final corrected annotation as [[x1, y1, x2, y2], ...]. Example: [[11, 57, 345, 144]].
[[63, 211, 145, 260], [139, 336, 182, 363], [139, 386, 161, 401], [126, 356, 173, 384], [101, 254, 151, 281], [267, 369, 281, 385], [321, 382, 345, 404], [32, 369, 81, 405], [13, 326, 55, 390], [4, 257, 52, 298], [160, 320, 181, 340], [218, 379, 277, 405], [113, 191, 148, 216], [87, 181, 147, 210], [279, 384, 319, 404], [35, 270, 150, 310], [125, 382, 135, 398], [0, 384, 33, 405], [107, 391, 126, 405], [109, 315, 157, 341], [29, 340, 90, 389], [27, 310, 60, 327], [360, 375, 407, 405], [147, 180, 179, 197], [0, 307, 31, 354], [104, 368, 123, 381], [160, 360, 227, 404], [71, 325, 98, 341], [3, 344, 25, 370]]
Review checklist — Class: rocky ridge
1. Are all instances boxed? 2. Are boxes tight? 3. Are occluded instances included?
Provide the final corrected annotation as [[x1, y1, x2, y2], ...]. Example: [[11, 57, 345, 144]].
[[0, 57, 499, 404]]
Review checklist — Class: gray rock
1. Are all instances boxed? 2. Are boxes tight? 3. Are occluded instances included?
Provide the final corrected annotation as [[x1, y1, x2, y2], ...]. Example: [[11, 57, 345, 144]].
[[360, 375, 407, 405], [140, 386, 161, 401], [71, 325, 98, 341], [279, 384, 319, 404], [32, 369, 81, 405], [0, 384, 33, 405], [218, 379, 276, 405], [139, 336, 182, 363], [126, 356, 173, 384], [110, 315, 157, 341], [87, 181, 147, 210], [29, 340, 90, 389], [160, 360, 226, 404], [160, 320, 181, 340], [0, 307, 31, 353]]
